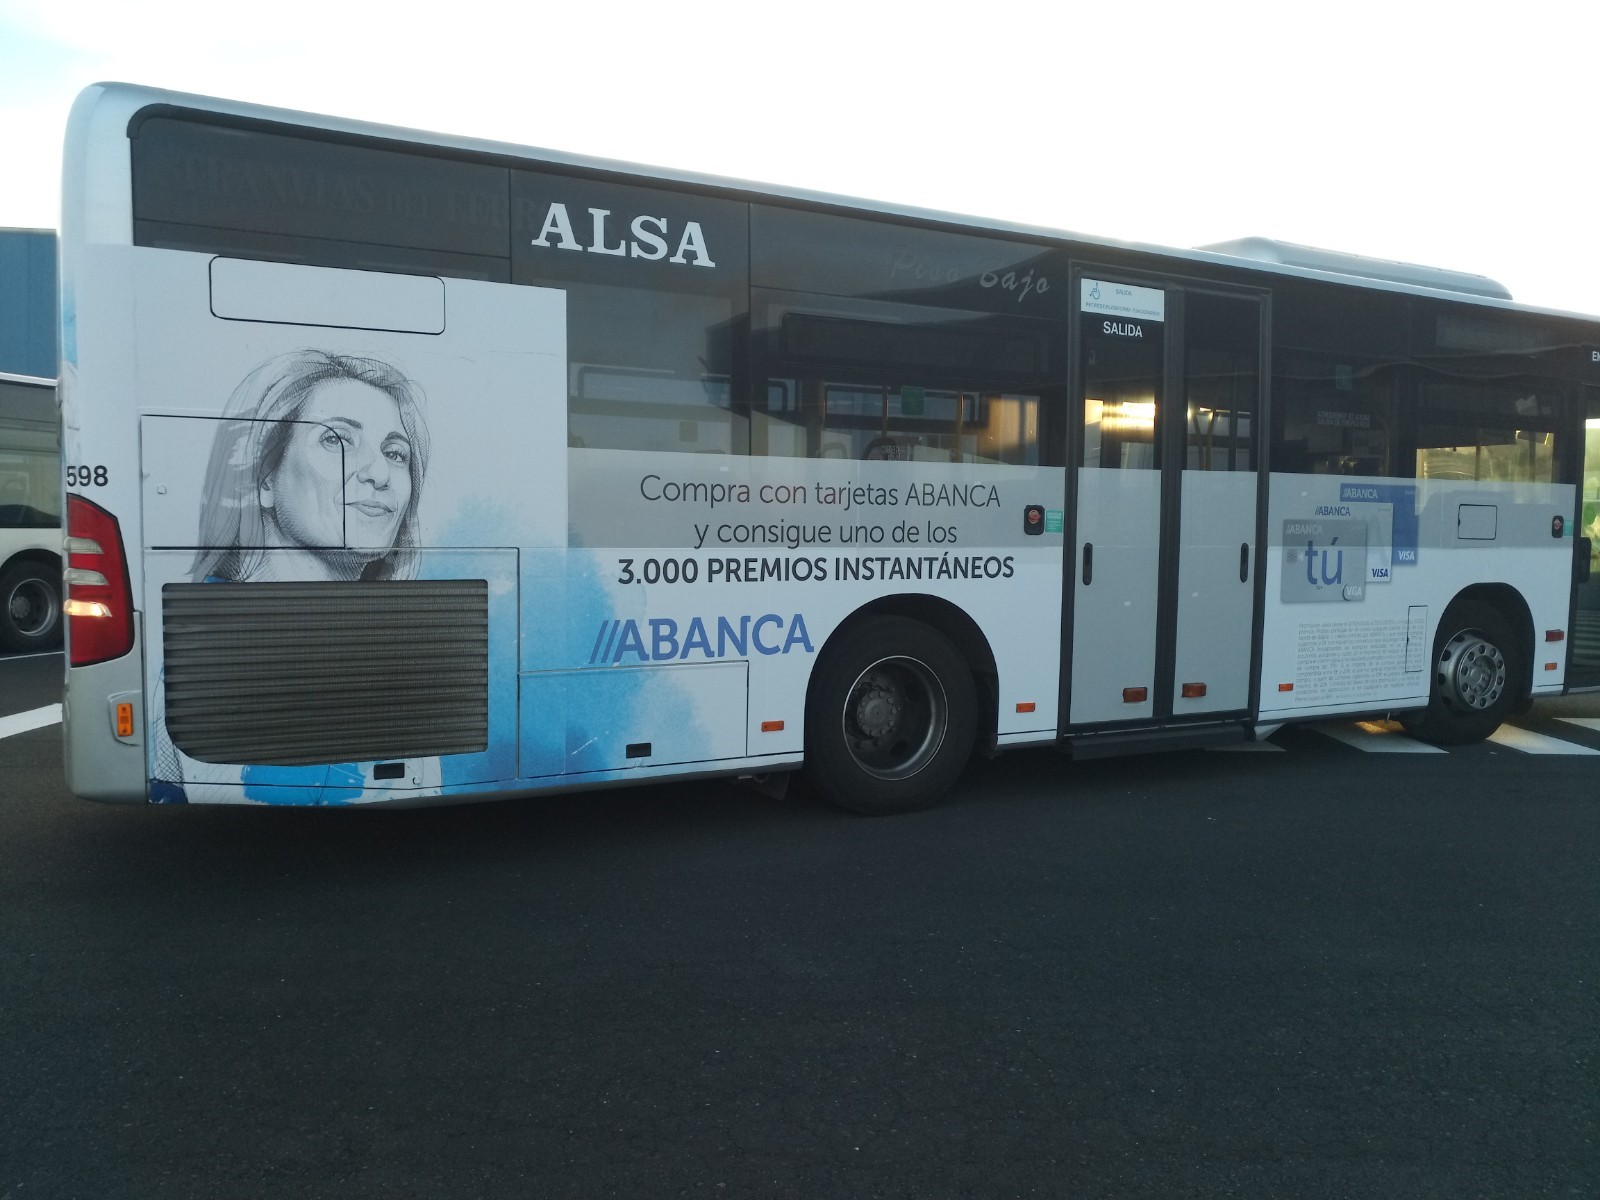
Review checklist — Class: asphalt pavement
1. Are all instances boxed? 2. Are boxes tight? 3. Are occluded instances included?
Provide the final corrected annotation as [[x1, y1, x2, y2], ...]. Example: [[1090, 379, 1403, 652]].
[[1, 655, 1596, 1198]]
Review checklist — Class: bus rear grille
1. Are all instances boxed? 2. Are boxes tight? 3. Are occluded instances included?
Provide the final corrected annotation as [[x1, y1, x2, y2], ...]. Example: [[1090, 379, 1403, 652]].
[[162, 580, 489, 766]]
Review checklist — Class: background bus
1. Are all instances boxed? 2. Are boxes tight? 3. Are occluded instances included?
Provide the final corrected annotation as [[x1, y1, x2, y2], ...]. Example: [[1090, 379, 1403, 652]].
[[57, 83, 1600, 812], [0, 371, 61, 652], [1, 229, 62, 654]]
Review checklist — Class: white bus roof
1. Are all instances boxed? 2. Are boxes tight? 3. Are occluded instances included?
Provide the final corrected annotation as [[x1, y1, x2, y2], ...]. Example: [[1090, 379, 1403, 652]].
[[72, 82, 1589, 320]]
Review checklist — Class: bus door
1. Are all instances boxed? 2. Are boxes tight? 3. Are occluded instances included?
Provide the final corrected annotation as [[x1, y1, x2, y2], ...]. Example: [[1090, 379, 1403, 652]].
[[1068, 274, 1264, 727]]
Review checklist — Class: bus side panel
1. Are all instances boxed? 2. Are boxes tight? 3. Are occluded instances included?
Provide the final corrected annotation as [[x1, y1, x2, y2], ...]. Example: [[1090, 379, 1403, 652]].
[[556, 450, 1068, 765], [519, 660, 750, 778], [1258, 473, 1574, 721]]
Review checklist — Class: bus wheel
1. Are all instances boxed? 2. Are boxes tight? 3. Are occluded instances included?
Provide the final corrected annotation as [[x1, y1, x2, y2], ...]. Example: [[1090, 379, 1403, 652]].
[[1401, 600, 1520, 746], [0, 561, 63, 653], [804, 616, 976, 815]]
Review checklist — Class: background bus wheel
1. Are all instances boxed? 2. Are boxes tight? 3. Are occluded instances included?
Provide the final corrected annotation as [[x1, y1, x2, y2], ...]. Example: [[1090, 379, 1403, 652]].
[[804, 616, 976, 815], [1401, 600, 1519, 746], [0, 561, 63, 653]]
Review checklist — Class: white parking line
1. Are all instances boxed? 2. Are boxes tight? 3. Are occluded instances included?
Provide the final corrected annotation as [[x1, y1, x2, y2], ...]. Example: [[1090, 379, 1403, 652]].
[[0, 704, 63, 740], [1311, 720, 1447, 753], [1555, 717, 1600, 734], [1487, 725, 1600, 755]]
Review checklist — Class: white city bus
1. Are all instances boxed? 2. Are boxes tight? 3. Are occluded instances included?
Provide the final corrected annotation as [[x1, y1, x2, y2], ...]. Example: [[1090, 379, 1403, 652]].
[[58, 83, 1600, 812], [0, 371, 62, 653]]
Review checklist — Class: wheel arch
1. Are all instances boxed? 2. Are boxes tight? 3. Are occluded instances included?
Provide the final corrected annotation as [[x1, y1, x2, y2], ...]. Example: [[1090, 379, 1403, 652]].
[[3, 548, 63, 574], [811, 593, 1000, 748], [1443, 582, 1534, 702]]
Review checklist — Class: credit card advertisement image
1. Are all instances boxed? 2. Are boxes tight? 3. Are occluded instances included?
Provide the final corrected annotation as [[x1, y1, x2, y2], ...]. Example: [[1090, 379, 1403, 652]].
[[1281, 519, 1369, 603]]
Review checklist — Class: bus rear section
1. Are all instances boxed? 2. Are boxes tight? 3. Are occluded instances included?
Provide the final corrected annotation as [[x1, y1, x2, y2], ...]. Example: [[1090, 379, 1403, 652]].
[[62, 240, 574, 803]]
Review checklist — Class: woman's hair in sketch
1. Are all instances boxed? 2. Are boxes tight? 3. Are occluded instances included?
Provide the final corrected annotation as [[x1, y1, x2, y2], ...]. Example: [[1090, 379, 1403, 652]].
[[188, 350, 431, 583]]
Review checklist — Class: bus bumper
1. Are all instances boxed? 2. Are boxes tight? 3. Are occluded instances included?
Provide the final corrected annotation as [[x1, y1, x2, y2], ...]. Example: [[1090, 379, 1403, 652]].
[[63, 617, 148, 804]]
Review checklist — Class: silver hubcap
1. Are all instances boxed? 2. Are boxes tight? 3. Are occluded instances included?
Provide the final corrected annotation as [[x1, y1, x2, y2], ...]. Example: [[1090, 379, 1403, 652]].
[[842, 656, 948, 781], [6, 578, 57, 637], [1437, 629, 1506, 712]]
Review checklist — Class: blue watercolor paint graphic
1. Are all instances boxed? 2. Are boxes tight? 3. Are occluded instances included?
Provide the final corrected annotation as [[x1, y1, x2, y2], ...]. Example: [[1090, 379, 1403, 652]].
[[241, 762, 365, 805], [519, 547, 717, 779]]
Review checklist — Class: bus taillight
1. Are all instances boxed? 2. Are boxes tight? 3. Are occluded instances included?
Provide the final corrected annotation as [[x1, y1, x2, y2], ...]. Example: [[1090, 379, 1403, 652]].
[[64, 495, 134, 666]]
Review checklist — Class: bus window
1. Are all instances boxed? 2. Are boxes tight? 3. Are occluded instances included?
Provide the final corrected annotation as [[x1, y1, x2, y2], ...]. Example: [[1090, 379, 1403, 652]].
[[1082, 312, 1161, 471], [564, 284, 736, 453], [754, 291, 1048, 464], [0, 377, 59, 528], [1184, 293, 1258, 473], [1272, 352, 1399, 477], [510, 169, 749, 455], [1414, 380, 1564, 483]]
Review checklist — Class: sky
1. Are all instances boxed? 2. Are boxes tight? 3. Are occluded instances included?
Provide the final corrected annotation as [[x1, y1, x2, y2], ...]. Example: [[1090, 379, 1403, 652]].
[[2, 0, 1596, 316]]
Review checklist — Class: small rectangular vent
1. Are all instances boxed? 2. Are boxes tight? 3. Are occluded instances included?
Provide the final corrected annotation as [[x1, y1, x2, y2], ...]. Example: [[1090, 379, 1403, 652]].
[[162, 579, 488, 766]]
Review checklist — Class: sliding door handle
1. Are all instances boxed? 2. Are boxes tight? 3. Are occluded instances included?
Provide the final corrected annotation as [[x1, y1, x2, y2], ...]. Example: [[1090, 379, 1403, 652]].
[[1082, 542, 1094, 586], [1239, 542, 1250, 583]]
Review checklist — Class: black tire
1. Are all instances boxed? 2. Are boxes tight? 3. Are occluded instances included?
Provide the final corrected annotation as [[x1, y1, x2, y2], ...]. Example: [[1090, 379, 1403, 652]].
[[0, 559, 63, 653], [804, 616, 976, 815], [1400, 599, 1520, 746]]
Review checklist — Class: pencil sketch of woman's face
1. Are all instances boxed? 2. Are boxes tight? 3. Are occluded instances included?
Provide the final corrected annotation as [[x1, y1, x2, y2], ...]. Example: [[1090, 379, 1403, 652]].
[[261, 378, 415, 552], [190, 351, 430, 585]]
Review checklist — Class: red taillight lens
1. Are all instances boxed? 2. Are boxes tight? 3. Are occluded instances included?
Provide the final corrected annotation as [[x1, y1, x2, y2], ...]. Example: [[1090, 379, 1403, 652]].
[[65, 495, 134, 666]]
